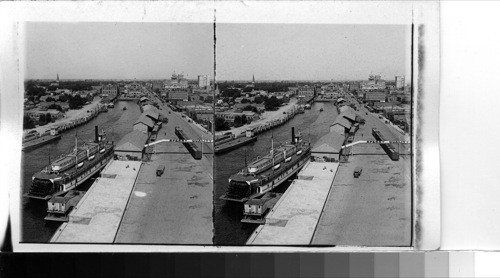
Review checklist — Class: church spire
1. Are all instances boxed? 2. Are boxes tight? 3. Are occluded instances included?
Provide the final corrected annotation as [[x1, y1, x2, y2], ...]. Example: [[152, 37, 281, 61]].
[[57, 73, 59, 82], [252, 74, 255, 84]]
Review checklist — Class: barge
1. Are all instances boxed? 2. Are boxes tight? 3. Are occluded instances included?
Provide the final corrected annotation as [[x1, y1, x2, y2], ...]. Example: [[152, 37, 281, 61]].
[[241, 192, 283, 224], [215, 129, 257, 155], [22, 128, 62, 151], [44, 190, 85, 222]]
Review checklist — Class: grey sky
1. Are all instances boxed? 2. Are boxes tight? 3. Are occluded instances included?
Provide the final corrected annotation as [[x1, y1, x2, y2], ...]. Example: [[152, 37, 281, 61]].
[[26, 23, 410, 82], [217, 24, 411, 81], [25, 22, 214, 80]]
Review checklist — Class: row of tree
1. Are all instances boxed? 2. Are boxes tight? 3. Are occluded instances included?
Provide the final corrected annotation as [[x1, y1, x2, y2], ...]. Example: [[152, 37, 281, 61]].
[[23, 113, 54, 129]]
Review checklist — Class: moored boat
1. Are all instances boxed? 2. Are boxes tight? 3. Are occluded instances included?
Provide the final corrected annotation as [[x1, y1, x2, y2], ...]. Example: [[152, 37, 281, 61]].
[[220, 127, 311, 202], [241, 192, 283, 224], [22, 128, 62, 151], [24, 126, 114, 200], [44, 190, 85, 222]]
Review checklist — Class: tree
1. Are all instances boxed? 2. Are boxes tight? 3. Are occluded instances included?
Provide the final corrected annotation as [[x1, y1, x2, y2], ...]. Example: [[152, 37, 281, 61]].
[[243, 105, 258, 113], [234, 115, 242, 127], [58, 94, 68, 102], [48, 104, 63, 112], [264, 96, 283, 111], [241, 98, 250, 104], [23, 115, 35, 129], [46, 97, 55, 102], [221, 88, 241, 99], [46, 113, 52, 123], [254, 95, 264, 104], [26, 86, 46, 98], [214, 117, 230, 131], [38, 113, 46, 124], [68, 95, 85, 109], [204, 95, 213, 104], [241, 115, 248, 125]]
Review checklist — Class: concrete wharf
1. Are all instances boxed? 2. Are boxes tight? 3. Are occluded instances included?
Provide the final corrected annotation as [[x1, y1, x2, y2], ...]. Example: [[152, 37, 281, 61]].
[[114, 98, 214, 244], [246, 161, 339, 245], [50, 160, 142, 243], [311, 95, 411, 246]]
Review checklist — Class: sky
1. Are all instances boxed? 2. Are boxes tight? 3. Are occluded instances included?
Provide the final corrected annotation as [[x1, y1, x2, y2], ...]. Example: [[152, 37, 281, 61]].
[[25, 22, 214, 80], [25, 23, 410, 82], [216, 24, 411, 81]]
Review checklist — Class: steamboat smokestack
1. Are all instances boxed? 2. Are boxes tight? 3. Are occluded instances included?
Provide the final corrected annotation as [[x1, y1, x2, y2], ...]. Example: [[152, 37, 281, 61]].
[[291, 127, 295, 144], [95, 126, 99, 142]]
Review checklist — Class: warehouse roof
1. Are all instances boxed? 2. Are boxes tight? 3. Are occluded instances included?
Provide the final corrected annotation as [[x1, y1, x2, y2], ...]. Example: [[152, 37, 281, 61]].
[[312, 131, 346, 154], [134, 114, 155, 128], [331, 117, 352, 130], [115, 130, 148, 152]]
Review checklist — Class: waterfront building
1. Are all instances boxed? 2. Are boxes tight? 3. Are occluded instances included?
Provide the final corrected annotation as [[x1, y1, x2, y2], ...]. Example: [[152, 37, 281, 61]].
[[114, 130, 148, 161], [102, 84, 119, 98], [133, 114, 155, 134], [311, 131, 346, 162], [329, 117, 352, 135], [128, 83, 142, 91], [297, 85, 315, 98]]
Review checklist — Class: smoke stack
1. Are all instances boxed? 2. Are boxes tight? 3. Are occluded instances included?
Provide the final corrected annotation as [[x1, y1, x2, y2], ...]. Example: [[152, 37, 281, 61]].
[[95, 126, 99, 143], [291, 127, 295, 144]]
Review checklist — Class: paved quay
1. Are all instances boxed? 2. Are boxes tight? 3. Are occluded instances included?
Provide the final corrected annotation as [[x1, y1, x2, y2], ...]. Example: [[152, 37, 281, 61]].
[[246, 161, 339, 245], [114, 101, 214, 244], [311, 102, 412, 246], [50, 160, 142, 243]]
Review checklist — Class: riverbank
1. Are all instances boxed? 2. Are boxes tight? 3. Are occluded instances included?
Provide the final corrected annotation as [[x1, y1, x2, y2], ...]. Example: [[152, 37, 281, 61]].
[[27, 97, 103, 135], [217, 98, 299, 137]]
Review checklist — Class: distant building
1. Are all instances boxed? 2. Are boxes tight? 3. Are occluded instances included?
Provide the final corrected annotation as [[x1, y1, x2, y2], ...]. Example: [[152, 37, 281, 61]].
[[25, 109, 64, 123], [217, 111, 259, 124], [151, 81, 163, 91], [166, 72, 189, 89], [395, 76, 405, 89], [168, 89, 189, 101], [102, 84, 118, 98], [198, 75, 210, 89], [297, 86, 315, 98], [349, 82, 361, 91], [364, 91, 387, 102]]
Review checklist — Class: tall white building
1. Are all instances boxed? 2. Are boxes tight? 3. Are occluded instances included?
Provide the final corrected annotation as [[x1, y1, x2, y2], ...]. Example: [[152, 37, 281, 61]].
[[198, 75, 210, 88], [395, 75, 405, 89]]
